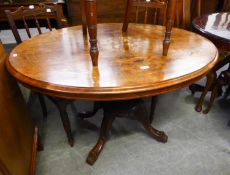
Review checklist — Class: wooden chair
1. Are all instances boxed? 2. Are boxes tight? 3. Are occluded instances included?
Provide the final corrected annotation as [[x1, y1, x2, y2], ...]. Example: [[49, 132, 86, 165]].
[[0, 41, 39, 175], [4, 3, 68, 118], [126, 0, 167, 25], [122, 0, 176, 56]]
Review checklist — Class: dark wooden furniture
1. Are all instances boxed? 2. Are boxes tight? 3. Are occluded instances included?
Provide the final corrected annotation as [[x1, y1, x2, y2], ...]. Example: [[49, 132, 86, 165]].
[[80, 0, 177, 67], [0, 1, 66, 29], [0, 41, 39, 175], [4, 3, 68, 119], [122, 0, 176, 57], [123, 0, 167, 25], [66, 0, 215, 27], [6, 23, 218, 164], [5, 3, 68, 44], [189, 12, 230, 114]]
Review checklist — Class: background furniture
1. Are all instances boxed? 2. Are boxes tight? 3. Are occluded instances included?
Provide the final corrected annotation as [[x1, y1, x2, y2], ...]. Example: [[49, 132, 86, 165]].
[[4, 3, 69, 119], [190, 12, 230, 114], [6, 23, 218, 164], [0, 0, 66, 29], [5, 3, 68, 44], [0, 41, 39, 175], [67, 0, 211, 29]]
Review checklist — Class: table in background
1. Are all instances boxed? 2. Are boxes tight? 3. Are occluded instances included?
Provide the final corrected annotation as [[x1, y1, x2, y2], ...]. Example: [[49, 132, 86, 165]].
[[189, 12, 230, 113]]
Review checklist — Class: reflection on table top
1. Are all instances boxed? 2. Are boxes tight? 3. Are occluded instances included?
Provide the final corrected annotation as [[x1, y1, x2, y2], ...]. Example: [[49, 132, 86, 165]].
[[7, 23, 218, 100], [193, 12, 230, 42]]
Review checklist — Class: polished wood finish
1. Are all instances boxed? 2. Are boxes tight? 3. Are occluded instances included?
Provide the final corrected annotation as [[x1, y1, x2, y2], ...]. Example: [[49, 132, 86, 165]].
[[0, 1, 66, 25], [0, 42, 38, 175], [122, 0, 167, 31], [122, 0, 176, 56], [7, 23, 218, 101], [162, 0, 176, 56], [190, 12, 230, 113], [5, 2, 69, 120], [84, 0, 99, 66], [5, 3, 68, 44], [193, 13, 230, 53], [6, 23, 218, 165]]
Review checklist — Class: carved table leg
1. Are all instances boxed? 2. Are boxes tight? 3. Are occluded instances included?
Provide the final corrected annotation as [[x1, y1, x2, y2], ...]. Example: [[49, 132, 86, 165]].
[[84, 0, 99, 66], [86, 112, 115, 165], [47, 96, 74, 146], [136, 101, 167, 142], [195, 71, 217, 112], [163, 0, 176, 56], [86, 99, 167, 165]]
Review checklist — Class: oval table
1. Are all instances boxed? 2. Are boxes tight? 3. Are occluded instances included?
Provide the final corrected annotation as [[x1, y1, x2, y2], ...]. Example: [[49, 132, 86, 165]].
[[189, 12, 230, 113], [6, 23, 218, 165]]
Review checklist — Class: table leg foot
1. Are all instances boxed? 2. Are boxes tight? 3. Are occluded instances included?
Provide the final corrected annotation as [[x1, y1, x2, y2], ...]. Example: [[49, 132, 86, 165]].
[[86, 113, 115, 165], [86, 138, 106, 165], [137, 102, 168, 143]]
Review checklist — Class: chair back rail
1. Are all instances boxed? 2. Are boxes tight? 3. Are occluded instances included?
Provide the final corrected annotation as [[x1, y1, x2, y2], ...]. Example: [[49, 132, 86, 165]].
[[5, 3, 68, 44], [132, 0, 167, 25]]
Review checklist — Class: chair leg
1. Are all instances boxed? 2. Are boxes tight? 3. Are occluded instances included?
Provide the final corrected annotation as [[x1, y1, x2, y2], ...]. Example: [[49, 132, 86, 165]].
[[37, 93, 48, 119], [80, 0, 87, 35], [203, 75, 225, 114], [195, 71, 217, 112], [47, 96, 74, 146], [136, 102, 168, 143], [163, 0, 176, 56]]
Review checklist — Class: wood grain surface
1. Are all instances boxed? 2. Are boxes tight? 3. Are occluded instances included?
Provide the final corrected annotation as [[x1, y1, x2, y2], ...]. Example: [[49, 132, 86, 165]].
[[6, 23, 218, 100]]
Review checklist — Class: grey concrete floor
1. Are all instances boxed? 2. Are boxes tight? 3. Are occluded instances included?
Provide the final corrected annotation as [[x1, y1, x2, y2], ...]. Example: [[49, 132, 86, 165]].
[[29, 87, 230, 175]]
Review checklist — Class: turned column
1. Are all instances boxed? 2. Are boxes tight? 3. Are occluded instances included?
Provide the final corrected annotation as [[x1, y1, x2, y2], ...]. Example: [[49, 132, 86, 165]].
[[84, 0, 99, 66], [163, 0, 177, 56]]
